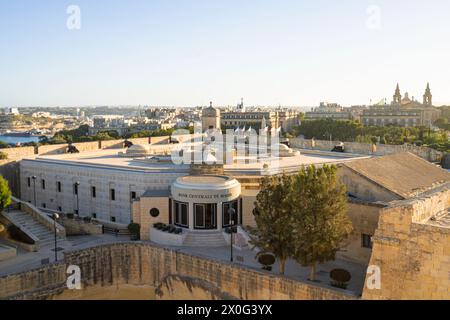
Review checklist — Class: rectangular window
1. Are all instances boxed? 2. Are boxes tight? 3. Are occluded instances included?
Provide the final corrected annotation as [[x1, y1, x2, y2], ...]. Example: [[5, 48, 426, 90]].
[[57, 181, 62, 193], [74, 183, 78, 195], [362, 234, 373, 249], [42, 203, 46, 208], [27, 177, 31, 187], [111, 217, 116, 222], [41, 179, 46, 190], [110, 189, 116, 201], [91, 186, 96, 198], [130, 191, 137, 201], [174, 201, 188, 227], [75, 209, 79, 215], [92, 213, 97, 219], [223, 200, 238, 227], [58, 206, 62, 212]]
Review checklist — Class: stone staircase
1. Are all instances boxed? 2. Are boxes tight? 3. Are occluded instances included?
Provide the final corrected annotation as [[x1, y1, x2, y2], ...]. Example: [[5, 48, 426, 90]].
[[6, 210, 62, 247], [183, 231, 227, 247]]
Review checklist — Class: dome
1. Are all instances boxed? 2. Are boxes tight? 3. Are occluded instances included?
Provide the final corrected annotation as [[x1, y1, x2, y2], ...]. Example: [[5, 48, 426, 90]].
[[126, 144, 151, 157]]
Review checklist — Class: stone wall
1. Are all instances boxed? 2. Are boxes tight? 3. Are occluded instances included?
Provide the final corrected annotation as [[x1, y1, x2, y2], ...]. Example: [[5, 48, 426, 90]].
[[363, 186, 450, 300], [291, 138, 444, 163], [132, 197, 170, 241], [0, 243, 356, 300], [60, 217, 103, 236]]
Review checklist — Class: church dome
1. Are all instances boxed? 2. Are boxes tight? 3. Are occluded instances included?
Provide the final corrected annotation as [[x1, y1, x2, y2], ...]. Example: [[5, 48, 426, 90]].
[[126, 144, 151, 157]]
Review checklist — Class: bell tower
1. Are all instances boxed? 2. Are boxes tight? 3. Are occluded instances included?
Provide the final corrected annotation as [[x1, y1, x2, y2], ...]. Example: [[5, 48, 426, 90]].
[[423, 83, 432, 106], [393, 83, 402, 105]]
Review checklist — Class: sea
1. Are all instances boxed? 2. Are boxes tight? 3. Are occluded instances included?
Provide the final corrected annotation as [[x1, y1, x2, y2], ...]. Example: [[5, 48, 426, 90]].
[[0, 135, 41, 145]]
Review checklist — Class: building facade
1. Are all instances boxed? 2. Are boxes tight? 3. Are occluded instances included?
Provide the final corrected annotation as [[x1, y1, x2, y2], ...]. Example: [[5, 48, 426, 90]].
[[361, 84, 441, 127]]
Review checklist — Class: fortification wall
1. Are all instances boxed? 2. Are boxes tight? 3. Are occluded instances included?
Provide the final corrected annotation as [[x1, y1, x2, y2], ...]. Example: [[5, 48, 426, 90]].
[[0, 243, 356, 300], [363, 187, 450, 300], [291, 138, 444, 163]]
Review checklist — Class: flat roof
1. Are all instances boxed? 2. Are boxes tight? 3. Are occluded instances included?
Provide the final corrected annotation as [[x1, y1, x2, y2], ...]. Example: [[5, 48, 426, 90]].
[[25, 147, 370, 175]]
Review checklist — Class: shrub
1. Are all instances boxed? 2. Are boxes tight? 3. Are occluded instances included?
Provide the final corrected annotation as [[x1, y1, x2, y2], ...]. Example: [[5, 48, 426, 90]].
[[330, 269, 351, 289], [127, 223, 141, 240], [256, 252, 276, 271], [83, 216, 92, 223], [0, 152, 7, 160]]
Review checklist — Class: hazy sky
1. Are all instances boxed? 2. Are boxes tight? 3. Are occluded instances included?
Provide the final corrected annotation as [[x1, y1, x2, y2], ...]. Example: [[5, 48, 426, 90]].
[[1, 0, 450, 107]]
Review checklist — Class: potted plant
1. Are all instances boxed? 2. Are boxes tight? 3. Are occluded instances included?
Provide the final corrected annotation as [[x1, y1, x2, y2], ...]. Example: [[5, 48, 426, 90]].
[[256, 252, 276, 271], [330, 269, 351, 289]]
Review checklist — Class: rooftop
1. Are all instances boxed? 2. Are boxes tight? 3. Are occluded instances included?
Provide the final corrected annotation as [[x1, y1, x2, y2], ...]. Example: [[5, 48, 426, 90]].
[[26, 147, 369, 175], [343, 153, 450, 199]]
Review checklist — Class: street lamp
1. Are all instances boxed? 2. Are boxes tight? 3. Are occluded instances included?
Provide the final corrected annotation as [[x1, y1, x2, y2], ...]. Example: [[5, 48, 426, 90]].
[[31, 176, 37, 206], [228, 208, 236, 263], [75, 181, 80, 215], [52, 212, 59, 262]]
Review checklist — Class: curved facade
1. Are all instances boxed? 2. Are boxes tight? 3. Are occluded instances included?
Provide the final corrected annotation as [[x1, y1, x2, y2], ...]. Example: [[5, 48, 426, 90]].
[[171, 175, 241, 230]]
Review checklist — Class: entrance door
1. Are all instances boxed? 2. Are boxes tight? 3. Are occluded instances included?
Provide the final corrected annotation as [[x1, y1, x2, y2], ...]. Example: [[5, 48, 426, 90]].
[[194, 203, 217, 229]]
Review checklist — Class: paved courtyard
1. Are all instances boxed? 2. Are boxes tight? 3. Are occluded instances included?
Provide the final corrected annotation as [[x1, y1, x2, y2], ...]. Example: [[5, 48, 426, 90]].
[[0, 235, 366, 297]]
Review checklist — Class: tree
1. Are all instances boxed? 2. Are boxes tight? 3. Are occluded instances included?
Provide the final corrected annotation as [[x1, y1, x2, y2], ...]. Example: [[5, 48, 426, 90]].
[[0, 175, 11, 211], [289, 165, 352, 281], [248, 174, 295, 275]]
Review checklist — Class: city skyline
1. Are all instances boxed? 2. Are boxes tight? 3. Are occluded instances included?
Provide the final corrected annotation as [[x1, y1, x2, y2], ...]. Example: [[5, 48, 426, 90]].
[[1, 0, 450, 107]]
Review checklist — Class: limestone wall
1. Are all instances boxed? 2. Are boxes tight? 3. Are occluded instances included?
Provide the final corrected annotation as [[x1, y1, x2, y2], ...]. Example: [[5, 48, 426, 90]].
[[291, 138, 444, 163], [133, 197, 170, 241], [100, 139, 124, 149], [0, 243, 356, 300], [150, 136, 170, 145], [363, 187, 450, 300], [37, 144, 66, 155]]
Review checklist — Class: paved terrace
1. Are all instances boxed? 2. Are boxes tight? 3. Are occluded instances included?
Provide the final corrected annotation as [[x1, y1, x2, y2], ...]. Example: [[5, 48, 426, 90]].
[[25, 148, 371, 175], [0, 233, 367, 297]]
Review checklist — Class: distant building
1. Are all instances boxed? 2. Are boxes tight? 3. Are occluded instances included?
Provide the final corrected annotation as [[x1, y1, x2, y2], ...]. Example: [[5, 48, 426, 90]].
[[220, 107, 299, 132], [4, 107, 19, 115], [361, 83, 441, 127], [305, 102, 356, 121]]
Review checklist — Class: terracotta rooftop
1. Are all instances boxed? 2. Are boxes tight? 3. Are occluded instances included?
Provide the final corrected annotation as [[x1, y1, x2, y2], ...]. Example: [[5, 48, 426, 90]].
[[343, 152, 450, 199]]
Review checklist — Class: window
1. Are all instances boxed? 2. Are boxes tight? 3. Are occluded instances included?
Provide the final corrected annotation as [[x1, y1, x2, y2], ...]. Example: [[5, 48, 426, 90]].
[[27, 177, 31, 188], [111, 217, 116, 222], [74, 183, 78, 195], [58, 206, 62, 212], [194, 203, 217, 229], [42, 203, 46, 208], [110, 189, 116, 201], [92, 213, 97, 219], [57, 181, 62, 193], [362, 234, 373, 249], [91, 186, 96, 198], [41, 179, 46, 190], [223, 200, 238, 227], [174, 201, 188, 227], [75, 209, 79, 215], [130, 191, 137, 201], [150, 208, 160, 218]]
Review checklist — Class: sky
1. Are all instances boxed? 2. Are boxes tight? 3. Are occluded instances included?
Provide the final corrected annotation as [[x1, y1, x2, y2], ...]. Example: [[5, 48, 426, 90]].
[[1, 0, 450, 107]]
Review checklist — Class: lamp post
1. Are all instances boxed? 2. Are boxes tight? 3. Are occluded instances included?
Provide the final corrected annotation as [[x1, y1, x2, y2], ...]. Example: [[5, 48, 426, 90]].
[[31, 176, 37, 206], [75, 181, 80, 215], [228, 208, 236, 263], [52, 212, 59, 262]]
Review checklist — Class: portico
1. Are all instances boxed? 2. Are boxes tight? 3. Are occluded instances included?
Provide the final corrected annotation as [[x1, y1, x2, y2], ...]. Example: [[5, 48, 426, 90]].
[[170, 175, 241, 231]]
